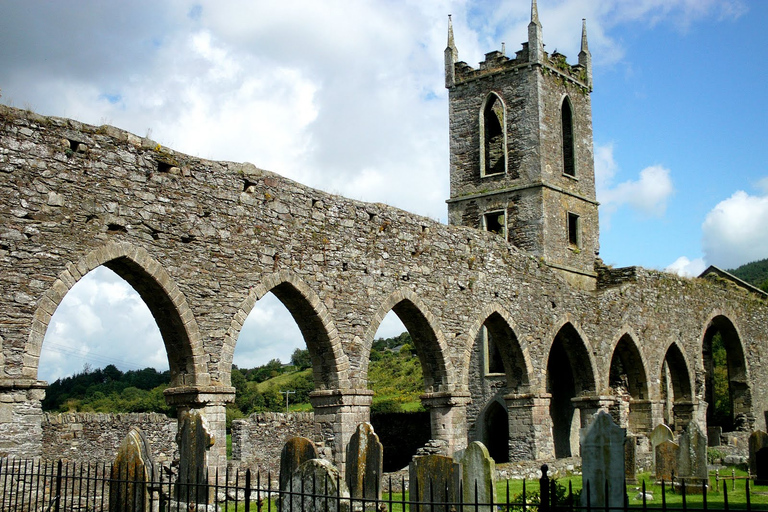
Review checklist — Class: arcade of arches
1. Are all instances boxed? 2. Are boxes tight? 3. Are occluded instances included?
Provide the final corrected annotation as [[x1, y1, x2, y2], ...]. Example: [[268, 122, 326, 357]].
[[1, 106, 768, 475]]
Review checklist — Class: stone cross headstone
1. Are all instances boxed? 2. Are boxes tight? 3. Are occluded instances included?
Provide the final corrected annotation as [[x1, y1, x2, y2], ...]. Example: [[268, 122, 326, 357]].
[[749, 430, 768, 479], [409, 454, 462, 512], [281, 458, 350, 512], [175, 409, 213, 504], [649, 424, 674, 472], [459, 441, 495, 511], [345, 422, 383, 502], [655, 440, 679, 482], [280, 437, 319, 493], [110, 427, 155, 512], [625, 435, 637, 485], [579, 411, 625, 510], [678, 421, 708, 481]]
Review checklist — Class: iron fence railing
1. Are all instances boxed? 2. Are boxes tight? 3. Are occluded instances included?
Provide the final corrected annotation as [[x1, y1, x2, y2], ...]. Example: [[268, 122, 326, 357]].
[[0, 457, 763, 512]]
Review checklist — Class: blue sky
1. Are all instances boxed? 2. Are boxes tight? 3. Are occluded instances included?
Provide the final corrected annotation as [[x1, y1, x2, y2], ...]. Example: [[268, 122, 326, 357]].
[[1, 1, 766, 382]]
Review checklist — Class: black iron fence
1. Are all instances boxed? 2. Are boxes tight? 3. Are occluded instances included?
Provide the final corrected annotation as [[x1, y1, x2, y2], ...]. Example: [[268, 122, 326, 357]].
[[0, 457, 763, 512]]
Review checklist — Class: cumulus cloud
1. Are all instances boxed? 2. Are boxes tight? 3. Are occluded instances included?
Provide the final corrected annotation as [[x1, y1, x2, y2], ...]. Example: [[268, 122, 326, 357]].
[[665, 256, 707, 277], [596, 144, 674, 218], [702, 190, 768, 269]]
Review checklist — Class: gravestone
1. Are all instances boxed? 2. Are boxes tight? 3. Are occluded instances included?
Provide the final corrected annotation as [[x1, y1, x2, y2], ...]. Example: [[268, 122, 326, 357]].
[[755, 448, 768, 486], [459, 441, 495, 511], [707, 426, 722, 447], [409, 454, 462, 512], [281, 458, 350, 512], [749, 430, 768, 478], [579, 411, 625, 510], [678, 421, 708, 483], [655, 440, 679, 482], [346, 422, 383, 502], [280, 437, 319, 493], [175, 409, 213, 504], [649, 424, 674, 472], [109, 427, 155, 512], [625, 435, 637, 485]]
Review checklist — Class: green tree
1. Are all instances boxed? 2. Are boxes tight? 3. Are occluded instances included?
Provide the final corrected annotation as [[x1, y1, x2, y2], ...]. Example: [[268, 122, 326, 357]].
[[291, 348, 312, 369]]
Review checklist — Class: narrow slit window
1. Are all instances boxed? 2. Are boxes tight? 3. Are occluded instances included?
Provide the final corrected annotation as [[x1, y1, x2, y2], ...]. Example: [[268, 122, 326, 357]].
[[562, 97, 575, 177], [482, 94, 506, 176], [568, 212, 580, 248], [485, 327, 504, 375], [483, 210, 506, 238]]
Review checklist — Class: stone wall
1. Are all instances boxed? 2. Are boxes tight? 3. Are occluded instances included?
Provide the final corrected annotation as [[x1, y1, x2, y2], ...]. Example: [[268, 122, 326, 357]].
[[231, 412, 316, 477], [41, 412, 177, 464], [2, 105, 768, 468]]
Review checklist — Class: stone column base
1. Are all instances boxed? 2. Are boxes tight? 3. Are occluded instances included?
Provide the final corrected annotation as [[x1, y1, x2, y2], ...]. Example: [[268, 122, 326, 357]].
[[420, 391, 471, 456], [504, 393, 553, 460]]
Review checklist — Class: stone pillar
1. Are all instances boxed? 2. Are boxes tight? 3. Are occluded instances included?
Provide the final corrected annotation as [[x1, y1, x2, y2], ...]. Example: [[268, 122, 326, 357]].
[[163, 385, 235, 472], [0, 379, 47, 458], [672, 400, 696, 434], [310, 388, 373, 477], [504, 392, 552, 460], [628, 399, 654, 434], [420, 391, 471, 456], [572, 395, 615, 456]]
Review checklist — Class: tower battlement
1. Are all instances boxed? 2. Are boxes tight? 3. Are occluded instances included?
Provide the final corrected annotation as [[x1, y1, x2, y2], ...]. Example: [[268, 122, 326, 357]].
[[452, 47, 590, 92]]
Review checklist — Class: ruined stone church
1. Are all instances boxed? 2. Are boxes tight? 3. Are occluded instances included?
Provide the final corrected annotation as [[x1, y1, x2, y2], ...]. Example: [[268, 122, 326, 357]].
[[0, 1, 766, 472]]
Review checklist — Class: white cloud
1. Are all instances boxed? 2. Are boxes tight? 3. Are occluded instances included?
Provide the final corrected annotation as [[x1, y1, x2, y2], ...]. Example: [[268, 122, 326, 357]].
[[702, 190, 768, 269], [666, 256, 707, 277], [596, 143, 674, 218]]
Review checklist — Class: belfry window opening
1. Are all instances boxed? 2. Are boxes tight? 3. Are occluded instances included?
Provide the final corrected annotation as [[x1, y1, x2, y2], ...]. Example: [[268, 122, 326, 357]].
[[481, 93, 507, 176], [561, 97, 575, 177], [483, 210, 506, 238]]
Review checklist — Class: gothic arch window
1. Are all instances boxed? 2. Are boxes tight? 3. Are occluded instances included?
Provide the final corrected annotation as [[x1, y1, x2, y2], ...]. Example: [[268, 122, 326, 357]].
[[561, 96, 576, 177], [481, 93, 507, 177]]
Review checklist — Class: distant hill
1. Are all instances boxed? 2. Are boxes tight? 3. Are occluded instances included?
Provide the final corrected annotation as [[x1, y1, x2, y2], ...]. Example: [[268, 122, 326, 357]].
[[728, 258, 768, 292]]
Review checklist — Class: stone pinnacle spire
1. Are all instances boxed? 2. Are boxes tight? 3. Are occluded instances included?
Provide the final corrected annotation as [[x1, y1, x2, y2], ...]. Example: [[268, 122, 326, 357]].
[[528, 0, 543, 63], [445, 14, 458, 88], [579, 18, 592, 90]]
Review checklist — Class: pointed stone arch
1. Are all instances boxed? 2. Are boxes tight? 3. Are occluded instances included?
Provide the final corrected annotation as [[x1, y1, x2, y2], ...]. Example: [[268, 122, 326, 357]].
[[26, 240, 206, 386], [460, 304, 532, 394], [608, 330, 651, 433], [480, 92, 507, 177], [701, 312, 752, 431], [360, 288, 453, 394], [545, 319, 596, 458], [660, 341, 694, 432], [480, 399, 510, 463], [561, 95, 576, 176], [222, 271, 349, 390]]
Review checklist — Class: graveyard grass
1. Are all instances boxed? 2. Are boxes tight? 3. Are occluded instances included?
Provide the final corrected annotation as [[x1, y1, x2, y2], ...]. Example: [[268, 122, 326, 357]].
[[221, 468, 768, 512]]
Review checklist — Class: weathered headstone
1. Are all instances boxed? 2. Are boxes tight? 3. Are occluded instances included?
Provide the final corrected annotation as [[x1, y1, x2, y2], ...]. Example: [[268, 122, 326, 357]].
[[280, 437, 319, 493], [678, 421, 708, 483], [625, 435, 637, 485], [580, 411, 625, 510], [110, 427, 155, 512], [655, 441, 679, 482], [409, 454, 462, 512], [756, 448, 768, 486], [175, 409, 213, 504], [459, 441, 495, 511], [281, 458, 350, 512], [749, 430, 768, 479], [345, 422, 383, 502], [707, 426, 722, 447], [649, 424, 674, 472]]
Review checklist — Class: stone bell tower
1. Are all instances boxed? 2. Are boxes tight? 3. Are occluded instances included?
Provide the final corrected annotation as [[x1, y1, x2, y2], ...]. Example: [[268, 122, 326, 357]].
[[445, 1, 599, 290]]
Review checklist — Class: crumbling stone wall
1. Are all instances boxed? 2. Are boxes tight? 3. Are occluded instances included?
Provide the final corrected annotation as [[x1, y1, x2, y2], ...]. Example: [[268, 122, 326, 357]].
[[41, 412, 177, 463], [231, 412, 316, 477], [1, 105, 768, 467]]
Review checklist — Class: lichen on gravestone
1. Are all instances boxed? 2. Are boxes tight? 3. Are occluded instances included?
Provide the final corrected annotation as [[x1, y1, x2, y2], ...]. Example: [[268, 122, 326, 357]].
[[279, 436, 319, 493], [345, 422, 383, 502], [109, 427, 155, 512]]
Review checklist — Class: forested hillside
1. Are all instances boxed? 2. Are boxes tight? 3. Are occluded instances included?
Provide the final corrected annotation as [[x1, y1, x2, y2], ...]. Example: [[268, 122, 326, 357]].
[[728, 258, 768, 292], [42, 332, 425, 427]]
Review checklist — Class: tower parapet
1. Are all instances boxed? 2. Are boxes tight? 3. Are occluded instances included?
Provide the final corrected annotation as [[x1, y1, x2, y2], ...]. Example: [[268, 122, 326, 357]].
[[445, 3, 598, 290]]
